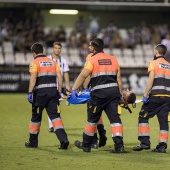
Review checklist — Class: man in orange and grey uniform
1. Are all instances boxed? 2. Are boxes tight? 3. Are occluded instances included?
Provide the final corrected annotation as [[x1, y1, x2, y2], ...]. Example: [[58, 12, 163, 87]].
[[82, 52, 107, 148], [133, 44, 170, 153], [72, 38, 124, 153], [25, 42, 69, 149]]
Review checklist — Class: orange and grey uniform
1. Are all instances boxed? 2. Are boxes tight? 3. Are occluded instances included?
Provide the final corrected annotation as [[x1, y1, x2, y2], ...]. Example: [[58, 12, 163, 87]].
[[86, 53, 106, 143], [83, 51, 122, 149], [138, 56, 170, 148], [28, 55, 68, 146]]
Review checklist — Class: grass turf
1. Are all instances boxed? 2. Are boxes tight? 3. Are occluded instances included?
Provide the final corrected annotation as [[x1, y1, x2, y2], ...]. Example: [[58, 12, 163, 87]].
[[0, 94, 170, 170]]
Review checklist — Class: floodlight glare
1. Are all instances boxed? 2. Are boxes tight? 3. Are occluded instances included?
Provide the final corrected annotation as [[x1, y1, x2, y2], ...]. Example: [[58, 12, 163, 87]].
[[49, 9, 79, 15]]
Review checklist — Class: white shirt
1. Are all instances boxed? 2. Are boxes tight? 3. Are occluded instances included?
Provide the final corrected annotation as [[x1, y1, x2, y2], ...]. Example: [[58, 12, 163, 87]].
[[48, 55, 69, 76]]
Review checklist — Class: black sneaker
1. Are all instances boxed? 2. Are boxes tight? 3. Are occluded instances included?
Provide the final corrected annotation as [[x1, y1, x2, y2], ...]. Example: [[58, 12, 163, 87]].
[[49, 127, 54, 133], [152, 146, 166, 153], [59, 140, 69, 149], [132, 144, 150, 151], [110, 146, 125, 154], [99, 134, 107, 147], [74, 140, 83, 149], [25, 141, 38, 148]]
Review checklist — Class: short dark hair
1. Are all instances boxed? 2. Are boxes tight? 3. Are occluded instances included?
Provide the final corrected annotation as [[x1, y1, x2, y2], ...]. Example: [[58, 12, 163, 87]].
[[155, 44, 167, 56], [53, 42, 62, 47], [31, 42, 43, 54], [127, 93, 136, 104], [90, 38, 104, 51]]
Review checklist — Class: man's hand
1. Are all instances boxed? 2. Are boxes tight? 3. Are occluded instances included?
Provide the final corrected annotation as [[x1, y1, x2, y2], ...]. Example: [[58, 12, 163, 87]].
[[71, 90, 78, 100], [59, 92, 63, 98], [27, 92, 33, 103], [142, 97, 149, 104]]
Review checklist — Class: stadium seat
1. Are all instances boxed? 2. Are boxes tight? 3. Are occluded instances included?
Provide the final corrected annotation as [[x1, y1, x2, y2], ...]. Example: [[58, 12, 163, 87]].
[[69, 48, 84, 66], [104, 48, 112, 55], [133, 48, 144, 58], [4, 52, 15, 65], [145, 55, 154, 65], [0, 53, 5, 65], [2, 41, 13, 53], [116, 55, 125, 67], [122, 48, 133, 58], [65, 27, 74, 38], [61, 47, 69, 56], [134, 57, 146, 67], [142, 44, 153, 53], [112, 49, 122, 58], [15, 52, 26, 65], [25, 53, 33, 65], [46, 47, 53, 55]]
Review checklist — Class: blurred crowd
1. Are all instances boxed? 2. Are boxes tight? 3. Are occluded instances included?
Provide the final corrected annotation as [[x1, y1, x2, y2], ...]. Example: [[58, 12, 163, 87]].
[[1, 14, 170, 63]]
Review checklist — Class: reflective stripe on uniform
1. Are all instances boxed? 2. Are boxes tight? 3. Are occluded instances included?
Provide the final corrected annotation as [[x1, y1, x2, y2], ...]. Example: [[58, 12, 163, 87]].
[[155, 74, 170, 79], [152, 86, 170, 92], [29, 121, 41, 134], [35, 83, 57, 89], [91, 72, 117, 78], [92, 83, 117, 91], [158, 130, 168, 143], [111, 123, 123, 137], [84, 121, 97, 136], [138, 123, 150, 136], [52, 118, 64, 131], [37, 72, 56, 77]]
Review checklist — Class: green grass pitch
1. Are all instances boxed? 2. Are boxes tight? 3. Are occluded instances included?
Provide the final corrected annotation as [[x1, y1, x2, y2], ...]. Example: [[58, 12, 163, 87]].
[[0, 94, 170, 170]]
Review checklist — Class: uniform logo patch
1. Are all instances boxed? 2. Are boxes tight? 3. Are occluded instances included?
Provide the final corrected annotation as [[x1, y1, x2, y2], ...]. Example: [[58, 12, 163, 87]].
[[40, 61, 53, 67], [159, 63, 170, 70], [98, 59, 112, 65]]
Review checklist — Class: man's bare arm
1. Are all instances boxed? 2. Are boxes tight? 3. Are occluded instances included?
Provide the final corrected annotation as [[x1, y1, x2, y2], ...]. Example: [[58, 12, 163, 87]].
[[117, 68, 122, 94], [63, 72, 71, 91], [57, 72, 63, 93], [143, 70, 154, 97], [28, 72, 37, 92], [72, 69, 91, 90]]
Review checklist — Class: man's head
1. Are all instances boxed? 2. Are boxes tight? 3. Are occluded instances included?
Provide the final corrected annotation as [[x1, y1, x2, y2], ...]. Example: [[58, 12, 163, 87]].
[[53, 42, 62, 57], [154, 44, 167, 57], [31, 42, 43, 57], [89, 38, 104, 53]]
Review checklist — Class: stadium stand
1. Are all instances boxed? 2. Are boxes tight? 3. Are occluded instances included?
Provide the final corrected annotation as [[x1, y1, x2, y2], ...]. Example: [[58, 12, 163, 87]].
[[0, 13, 169, 68]]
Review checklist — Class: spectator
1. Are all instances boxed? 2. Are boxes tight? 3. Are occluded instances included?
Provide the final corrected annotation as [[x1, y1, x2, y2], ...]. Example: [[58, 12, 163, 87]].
[[124, 30, 136, 49], [55, 25, 66, 42], [67, 30, 78, 48], [110, 31, 123, 49], [102, 30, 111, 48], [161, 33, 170, 62], [75, 15, 86, 33], [89, 15, 100, 36], [77, 31, 88, 47], [105, 20, 117, 40], [45, 29, 55, 47], [79, 43, 90, 64]]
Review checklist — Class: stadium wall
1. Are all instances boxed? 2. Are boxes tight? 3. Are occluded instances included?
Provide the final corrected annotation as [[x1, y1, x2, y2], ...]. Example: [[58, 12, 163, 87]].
[[0, 68, 148, 95]]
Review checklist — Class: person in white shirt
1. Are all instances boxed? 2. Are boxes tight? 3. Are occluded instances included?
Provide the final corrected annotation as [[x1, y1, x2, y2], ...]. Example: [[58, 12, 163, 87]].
[[48, 42, 71, 132], [161, 33, 170, 62]]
